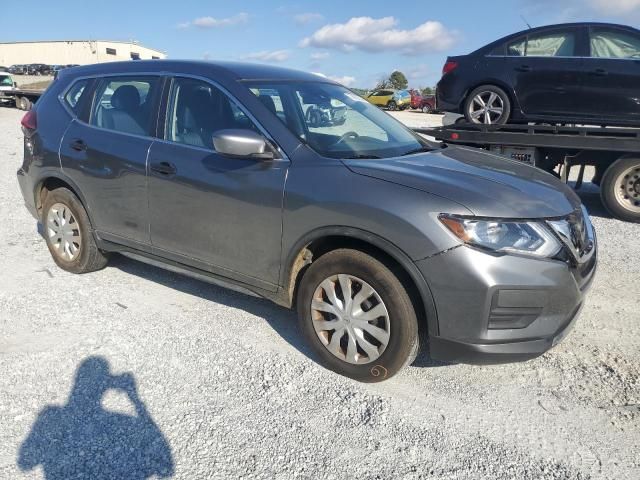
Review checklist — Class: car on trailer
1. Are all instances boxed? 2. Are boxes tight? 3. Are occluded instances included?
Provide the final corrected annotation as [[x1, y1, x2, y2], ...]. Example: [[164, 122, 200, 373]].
[[437, 22, 640, 126]]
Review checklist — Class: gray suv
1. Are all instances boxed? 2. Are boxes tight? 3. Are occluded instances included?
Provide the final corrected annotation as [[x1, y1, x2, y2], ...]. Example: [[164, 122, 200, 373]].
[[17, 61, 597, 382]]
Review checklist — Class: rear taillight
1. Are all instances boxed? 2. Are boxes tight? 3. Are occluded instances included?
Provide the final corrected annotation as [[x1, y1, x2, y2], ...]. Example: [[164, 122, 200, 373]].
[[442, 60, 459, 75], [21, 109, 37, 130]]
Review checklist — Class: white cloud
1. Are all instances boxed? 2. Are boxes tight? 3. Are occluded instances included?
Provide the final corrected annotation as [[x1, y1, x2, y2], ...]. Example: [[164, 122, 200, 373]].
[[294, 12, 324, 25], [242, 50, 291, 62], [312, 72, 357, 87], [589, 0, 640, 13], [300, 16, 457, 55], [178, 13, 249, 29], [310, 51, 330, 61]]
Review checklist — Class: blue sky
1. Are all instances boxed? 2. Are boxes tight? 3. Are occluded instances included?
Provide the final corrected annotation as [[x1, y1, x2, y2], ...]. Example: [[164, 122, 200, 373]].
[[3, 0, 640, 88]]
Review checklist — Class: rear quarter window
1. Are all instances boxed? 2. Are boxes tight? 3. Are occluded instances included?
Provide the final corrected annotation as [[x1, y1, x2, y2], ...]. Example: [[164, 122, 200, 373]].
[[63, 79, 90, 114]]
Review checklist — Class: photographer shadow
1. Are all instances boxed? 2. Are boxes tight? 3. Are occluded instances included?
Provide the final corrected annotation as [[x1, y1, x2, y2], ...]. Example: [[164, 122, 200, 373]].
[[18, 356, 174, 480]]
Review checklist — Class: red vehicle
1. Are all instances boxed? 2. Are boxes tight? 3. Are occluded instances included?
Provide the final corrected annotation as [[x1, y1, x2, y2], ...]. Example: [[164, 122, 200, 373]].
[[409, 89, 436, 113]]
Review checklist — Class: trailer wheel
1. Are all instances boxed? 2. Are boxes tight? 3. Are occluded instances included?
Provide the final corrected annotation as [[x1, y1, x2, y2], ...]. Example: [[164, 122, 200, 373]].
[[600, 156, 640, 223], [17, 96, 31, 111]]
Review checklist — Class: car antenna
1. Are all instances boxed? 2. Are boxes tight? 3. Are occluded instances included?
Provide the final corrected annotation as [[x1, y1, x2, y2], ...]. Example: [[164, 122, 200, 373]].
[[520, 15, 532, 29]]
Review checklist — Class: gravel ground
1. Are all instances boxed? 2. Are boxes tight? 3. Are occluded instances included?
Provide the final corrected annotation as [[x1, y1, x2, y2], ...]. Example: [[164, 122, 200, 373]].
[[0, 106, 638, 479]]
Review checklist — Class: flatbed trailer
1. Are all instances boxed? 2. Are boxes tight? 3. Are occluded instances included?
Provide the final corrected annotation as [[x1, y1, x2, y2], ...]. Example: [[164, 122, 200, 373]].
[[417, 123, 640, 223], [0, 89, 43, 111]]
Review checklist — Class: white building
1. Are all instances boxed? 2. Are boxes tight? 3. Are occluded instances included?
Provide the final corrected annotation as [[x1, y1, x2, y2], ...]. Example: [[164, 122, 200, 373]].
[[0, 40, 166, 66]]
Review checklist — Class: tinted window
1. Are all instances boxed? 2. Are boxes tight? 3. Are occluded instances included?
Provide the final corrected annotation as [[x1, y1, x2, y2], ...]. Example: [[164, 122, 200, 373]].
[[166, 77, 258, 150], [0, 75, 12, 87], [64, 80, 89, 112], [507, 31, 575, 57], [92, 77, 159, 136], [590, 29, 640, 58]]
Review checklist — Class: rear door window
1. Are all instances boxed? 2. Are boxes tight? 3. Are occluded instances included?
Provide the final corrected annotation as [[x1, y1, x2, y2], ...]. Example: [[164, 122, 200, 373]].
[[590, 28, 640, 59], [91, 76, 159, 136], [507, 30, 576, 57]]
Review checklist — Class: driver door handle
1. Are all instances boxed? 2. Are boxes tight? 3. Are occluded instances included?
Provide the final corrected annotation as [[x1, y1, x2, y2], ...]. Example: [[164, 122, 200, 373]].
[[150, 161, 177, 176], [515, 65, 532, 72], [591, 68, 608, 76]]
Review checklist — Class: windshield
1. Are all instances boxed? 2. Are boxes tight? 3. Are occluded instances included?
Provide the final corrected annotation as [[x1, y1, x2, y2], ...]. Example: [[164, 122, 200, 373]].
[[245, 81, 429, 159], [0, 75, 13, 87]]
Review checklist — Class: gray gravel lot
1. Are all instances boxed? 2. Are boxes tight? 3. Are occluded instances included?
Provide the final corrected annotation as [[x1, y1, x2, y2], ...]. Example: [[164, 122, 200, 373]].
[[0, 106, 638, 479]]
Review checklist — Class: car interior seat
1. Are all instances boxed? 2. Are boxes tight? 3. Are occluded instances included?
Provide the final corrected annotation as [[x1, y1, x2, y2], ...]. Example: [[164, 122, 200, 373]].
[[102, 85, 145, 136]]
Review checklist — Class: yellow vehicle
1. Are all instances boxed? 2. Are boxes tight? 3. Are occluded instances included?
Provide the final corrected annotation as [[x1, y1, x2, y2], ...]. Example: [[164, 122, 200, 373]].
[[366, 89, 410, 110]]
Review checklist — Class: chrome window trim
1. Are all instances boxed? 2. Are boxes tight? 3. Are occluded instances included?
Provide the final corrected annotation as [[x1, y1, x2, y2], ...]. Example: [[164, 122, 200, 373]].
[[57, 70, 289, 160], [58, 71, 166, 141]]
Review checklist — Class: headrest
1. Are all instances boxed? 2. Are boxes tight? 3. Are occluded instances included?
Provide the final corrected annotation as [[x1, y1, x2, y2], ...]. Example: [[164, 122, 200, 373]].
[[111, 85, 141, 111]]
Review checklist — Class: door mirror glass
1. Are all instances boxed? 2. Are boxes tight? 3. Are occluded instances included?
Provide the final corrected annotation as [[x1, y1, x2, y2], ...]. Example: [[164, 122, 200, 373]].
[[212, 129, 274, 159]]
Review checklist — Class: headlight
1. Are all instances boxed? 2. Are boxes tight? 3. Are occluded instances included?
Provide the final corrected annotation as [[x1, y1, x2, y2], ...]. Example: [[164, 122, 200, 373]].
[[439, 215, 562, 258]]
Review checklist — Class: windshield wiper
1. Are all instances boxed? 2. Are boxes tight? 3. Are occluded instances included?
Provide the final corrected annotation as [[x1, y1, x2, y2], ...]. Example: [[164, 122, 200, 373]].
[[343, 154, 382, 159], [400, 146, 433, 156]]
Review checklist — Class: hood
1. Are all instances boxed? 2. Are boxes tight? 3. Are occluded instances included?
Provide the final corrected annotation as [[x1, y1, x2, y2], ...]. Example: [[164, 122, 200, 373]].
[[346, 146, 582, 218]]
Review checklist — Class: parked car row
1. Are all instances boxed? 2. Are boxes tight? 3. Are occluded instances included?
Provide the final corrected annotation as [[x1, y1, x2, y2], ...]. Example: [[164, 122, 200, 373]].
[[365, 88, 437, 113], [3, 63, 79, 76]]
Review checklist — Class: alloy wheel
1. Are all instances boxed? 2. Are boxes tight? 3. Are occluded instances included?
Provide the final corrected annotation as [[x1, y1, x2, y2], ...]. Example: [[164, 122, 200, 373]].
[[469, 91, 504, 124], [46, 202, 82, 261], [311, 274, 390, 365]]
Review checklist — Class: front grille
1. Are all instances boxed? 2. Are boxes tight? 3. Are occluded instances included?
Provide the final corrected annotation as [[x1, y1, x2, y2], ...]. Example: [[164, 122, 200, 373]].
[[547, 206, 595, 264]]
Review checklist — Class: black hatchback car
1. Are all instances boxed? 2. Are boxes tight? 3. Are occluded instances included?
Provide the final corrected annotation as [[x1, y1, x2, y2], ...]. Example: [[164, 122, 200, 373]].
[[437, 22, 640, 126]]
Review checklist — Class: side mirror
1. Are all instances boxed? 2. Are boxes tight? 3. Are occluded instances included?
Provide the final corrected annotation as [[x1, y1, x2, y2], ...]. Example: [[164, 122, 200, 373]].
[[212, 129, 275, 160], [13, 82, 18, 88]]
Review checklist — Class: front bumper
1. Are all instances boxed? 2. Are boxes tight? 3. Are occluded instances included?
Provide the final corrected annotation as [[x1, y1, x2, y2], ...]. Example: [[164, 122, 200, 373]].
[[417, 243, 596, 365]]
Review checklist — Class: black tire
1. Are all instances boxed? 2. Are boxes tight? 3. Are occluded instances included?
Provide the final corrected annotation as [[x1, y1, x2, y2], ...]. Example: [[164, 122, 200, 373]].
[[600, 156, 640, 223], [422, 104, 433, 114], [42, 188, 109, 273], [464, 85, 511, 125], [387, 101, 397, 111], [296, 249, 419, 382]]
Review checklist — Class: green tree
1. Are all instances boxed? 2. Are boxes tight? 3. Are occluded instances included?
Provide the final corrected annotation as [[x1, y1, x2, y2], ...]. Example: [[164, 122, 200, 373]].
[[389, 71, 408, 90], [421, 86, 434, 96]]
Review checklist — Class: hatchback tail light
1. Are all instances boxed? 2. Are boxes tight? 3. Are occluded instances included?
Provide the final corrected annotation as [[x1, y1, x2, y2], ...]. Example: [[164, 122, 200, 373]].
[[21, 109, 37, 130], [442, 60, 459, 76]]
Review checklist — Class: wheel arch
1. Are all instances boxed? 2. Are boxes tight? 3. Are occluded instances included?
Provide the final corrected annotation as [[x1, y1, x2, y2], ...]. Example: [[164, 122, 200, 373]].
[[282, 226, 439, 337], [34, 172, 94, 225]]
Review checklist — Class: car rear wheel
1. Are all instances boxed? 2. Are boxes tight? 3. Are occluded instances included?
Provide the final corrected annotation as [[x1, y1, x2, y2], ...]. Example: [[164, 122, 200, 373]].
[[422, 104, 433, 114], [42, 188, 109, 273], [387, 101, 397, 111], [600, 157, 640, 223], [17, 97, 31, 111], [297, 249, 419, 382], [464, 85, 511, 125]]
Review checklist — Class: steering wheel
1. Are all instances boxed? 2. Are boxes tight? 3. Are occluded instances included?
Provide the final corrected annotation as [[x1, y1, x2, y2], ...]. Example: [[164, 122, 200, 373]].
[[333, 131, 359, 147]]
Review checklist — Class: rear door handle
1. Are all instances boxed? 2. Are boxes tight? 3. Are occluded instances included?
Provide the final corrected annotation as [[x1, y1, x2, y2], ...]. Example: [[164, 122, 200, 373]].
[[70, 139, 87, 151], [515, 65, 532, 72], [591, 68, 608, 76], [150, 161, 177, 176]]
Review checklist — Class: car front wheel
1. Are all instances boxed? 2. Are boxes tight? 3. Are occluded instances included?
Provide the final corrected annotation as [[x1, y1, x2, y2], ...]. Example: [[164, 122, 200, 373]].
[[387, 101, 397, 111], [464, 85, 511, 125], [297, 249, 419, 382]]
